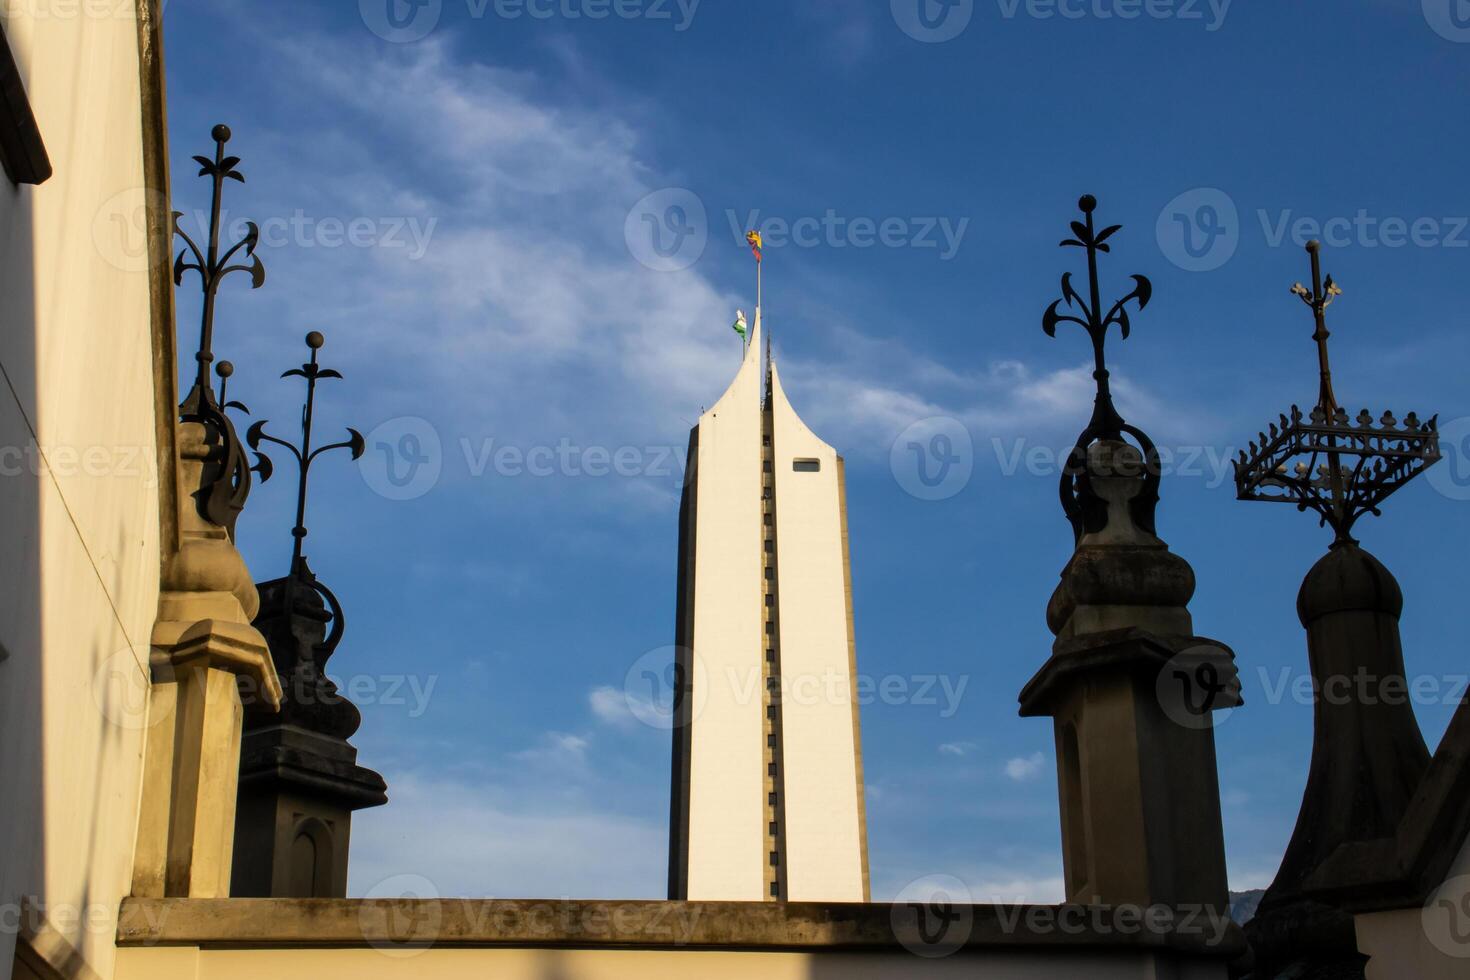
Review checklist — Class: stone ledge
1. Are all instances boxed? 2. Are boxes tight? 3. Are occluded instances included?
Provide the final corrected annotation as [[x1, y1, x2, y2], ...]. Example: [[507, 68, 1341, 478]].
[[117, 898, 1246, 957]]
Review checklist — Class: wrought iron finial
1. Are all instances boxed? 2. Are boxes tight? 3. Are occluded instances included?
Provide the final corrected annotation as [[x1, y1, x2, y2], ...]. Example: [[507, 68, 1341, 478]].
[[1234, 241, 1439, 546], [173, 124, 267, 536], [1042, 195, 1159, 542], [174, 124, 266, 400], [216, 360, 247, 414], [247, 331, 365, 574], [215, 360, 274, 482]]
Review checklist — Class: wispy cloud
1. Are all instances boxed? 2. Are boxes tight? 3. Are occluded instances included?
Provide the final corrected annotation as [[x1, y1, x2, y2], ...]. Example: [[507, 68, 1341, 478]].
[[588, 685, 633, 726], [938, 741, 977, 757], [1004, 752, 1047, 782], [210, 22, 1206, 517], [349, 770, 665, 898], [511, 730, 592, 766], [872, 862, 1066, 904]]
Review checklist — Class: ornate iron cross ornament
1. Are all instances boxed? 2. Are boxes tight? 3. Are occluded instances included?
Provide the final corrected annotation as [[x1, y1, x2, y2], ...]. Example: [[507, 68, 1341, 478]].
[[1234, 241, 1440, 545], [1290, 240, 1343, 415], [173, 124, 267, 536], [1042, 195, 1160, 542], [247, 332, 366, 574]]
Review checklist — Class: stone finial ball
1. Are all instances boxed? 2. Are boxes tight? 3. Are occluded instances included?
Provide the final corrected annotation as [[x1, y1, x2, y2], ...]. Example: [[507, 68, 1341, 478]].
[[212, 124, 232, 143], [306, 331, 325, 350], [1078, 194, 1097, 214], [216, 360, 234, 379]]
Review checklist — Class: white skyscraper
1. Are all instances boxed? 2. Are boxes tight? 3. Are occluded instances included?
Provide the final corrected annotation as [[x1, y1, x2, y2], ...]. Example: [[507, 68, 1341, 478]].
[[668, 310, 869, 903]]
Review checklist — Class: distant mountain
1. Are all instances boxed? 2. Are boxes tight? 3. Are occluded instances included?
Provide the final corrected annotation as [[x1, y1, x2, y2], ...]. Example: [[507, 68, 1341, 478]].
[[1229, 889, 1265, 924]]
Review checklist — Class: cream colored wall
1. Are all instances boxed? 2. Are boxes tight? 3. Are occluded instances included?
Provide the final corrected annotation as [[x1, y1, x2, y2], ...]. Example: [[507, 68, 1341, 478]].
[[769, 361, 866, 903], [114, 945, 1224, 980], [682, 317, 765, 901], [1356, 833, 1470, 979], [0, 6, 159, 980]]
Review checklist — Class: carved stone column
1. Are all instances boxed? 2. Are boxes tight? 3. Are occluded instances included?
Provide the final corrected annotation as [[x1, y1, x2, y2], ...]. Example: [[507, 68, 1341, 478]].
[[231, 563, 387, 897], [1020, 440, 1242, 911], [1021, 196, 1242, 921], [131, 420, 280, 898]]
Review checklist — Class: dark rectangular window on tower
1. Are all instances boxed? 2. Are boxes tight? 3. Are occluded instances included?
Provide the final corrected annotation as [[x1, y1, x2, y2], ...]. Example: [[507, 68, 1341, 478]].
[[793, 459, 821, 472]]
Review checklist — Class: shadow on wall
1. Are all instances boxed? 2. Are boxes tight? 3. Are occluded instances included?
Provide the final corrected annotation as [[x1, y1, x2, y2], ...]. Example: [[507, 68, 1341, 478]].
[[0, 166, 44, 976], [516, 946, 1175, 978]]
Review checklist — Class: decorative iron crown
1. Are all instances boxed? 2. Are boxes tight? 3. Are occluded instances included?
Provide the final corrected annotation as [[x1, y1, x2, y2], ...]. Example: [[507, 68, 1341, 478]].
[[1233, 241, 1440, 545]]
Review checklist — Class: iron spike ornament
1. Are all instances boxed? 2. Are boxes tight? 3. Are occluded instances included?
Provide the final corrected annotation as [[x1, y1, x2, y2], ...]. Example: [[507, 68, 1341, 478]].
[[1233, 240, 1440, 546], [1042, 195, 1160, 543], [216, 360, 248, 414], [174, 125, 267, 537], [247, 331, 366, 576], [216, 360, 274, 482]]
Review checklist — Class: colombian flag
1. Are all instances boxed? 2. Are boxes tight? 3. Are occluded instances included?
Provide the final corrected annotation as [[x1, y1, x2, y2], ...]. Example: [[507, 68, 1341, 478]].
[[746, 230, 763, 263]]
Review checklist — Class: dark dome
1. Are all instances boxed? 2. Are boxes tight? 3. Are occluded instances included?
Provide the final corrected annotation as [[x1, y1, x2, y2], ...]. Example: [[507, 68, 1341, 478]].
[[1296, 543, 1403, 626]]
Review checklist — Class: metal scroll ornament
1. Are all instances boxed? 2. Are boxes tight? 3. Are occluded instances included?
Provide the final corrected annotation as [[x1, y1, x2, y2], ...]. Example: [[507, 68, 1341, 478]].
[[247, 331, 366, 575], [247, 331, 365, 650], [173, 124, 267, 537], [1042, 195, 1159, 542]]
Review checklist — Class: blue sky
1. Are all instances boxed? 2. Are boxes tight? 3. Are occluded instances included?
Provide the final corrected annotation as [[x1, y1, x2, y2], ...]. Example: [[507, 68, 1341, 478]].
[[161, 0, 1470, 901]]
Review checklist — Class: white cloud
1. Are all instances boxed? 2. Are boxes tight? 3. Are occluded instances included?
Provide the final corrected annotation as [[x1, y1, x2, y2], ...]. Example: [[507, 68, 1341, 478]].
[[938, 741, 976, 757], [872, 863, 1066, 904], [589, 683, 670, 731], [349, 771, 665, 899], [211, 26, 1208, 518], [511, 730, 591, 766], [963, 872, 1067, 904], [1004, 752, 1047, 782], [588, 685, 632, 726]]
